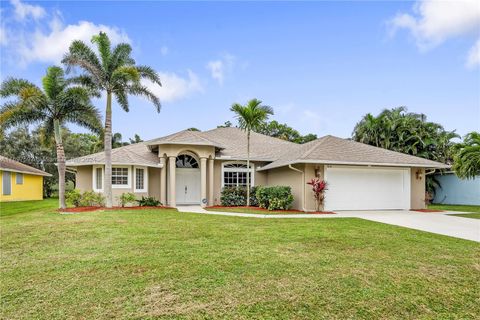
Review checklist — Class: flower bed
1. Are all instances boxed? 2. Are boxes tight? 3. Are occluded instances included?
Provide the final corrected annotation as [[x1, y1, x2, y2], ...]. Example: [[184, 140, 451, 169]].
[[59, 206, 175, 213], [205, 206, 335, 214]]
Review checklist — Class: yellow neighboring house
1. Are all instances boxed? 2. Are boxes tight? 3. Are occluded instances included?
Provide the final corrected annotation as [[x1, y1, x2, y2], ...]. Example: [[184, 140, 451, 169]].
[[0, 155, 51, 202]]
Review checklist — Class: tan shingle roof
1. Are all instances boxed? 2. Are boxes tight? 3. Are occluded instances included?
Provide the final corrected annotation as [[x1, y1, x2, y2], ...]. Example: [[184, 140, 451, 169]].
[[66, 128, 448, 169], [258, 135, 449, 170], [0, 155, 52, 176], [66, 142, 160, 167], [147, 130, 225, 148], [201, 127, 297, 161]]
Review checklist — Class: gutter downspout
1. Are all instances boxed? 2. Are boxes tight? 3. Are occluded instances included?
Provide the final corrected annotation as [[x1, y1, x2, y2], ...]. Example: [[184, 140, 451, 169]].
[[288, 164, 306, 212], [425, 169, 436, 175]]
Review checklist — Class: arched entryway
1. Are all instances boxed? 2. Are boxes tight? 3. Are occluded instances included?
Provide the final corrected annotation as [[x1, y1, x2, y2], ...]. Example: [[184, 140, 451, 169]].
[[175, 152, 201, 204]]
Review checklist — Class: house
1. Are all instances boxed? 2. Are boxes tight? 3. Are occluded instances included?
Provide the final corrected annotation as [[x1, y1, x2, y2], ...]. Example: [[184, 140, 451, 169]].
[[66, 127, 448, 211], [0, 156, 51, 202], [433, 172, 480, 205]]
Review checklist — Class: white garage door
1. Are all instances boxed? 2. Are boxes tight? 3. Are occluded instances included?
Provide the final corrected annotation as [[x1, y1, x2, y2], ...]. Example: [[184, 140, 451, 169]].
[[324, 166, 411, 211]]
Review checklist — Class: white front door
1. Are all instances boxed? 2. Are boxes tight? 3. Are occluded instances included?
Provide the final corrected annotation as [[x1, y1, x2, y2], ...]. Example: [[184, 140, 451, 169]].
[[176, 168, 201, 204], [324, 166, 411, 211]]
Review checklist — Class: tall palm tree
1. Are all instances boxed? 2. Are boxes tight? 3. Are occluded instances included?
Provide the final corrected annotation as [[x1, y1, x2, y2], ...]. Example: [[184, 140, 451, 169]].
[[452, 132, 480, 179], [62, 32, 161, 207], [230, 99, 273, 206], [0, 66, 102, 209]]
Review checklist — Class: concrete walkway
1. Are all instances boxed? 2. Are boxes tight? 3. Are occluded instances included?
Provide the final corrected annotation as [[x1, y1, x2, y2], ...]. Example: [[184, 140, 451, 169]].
[[176, 206, 480, 242]]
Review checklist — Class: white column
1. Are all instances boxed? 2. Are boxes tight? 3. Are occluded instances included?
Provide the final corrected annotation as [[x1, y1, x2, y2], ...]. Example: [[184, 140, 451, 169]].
[[160, 157, 166, 205], [200, 157, 207, 207], [208, 158, 214, 206], [168, 156, 176, 207]]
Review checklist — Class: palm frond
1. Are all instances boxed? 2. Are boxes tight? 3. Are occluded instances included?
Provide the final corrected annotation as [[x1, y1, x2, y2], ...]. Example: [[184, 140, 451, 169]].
[[91, 31, 111, 72], [136, 65, 161, 86], [0, 78, 40, 98], [115, 89, 129, 112], [126, 83, 161, 112], [109, 43, 135, 73], [62, 40, 104, 85], [42, 66, 66, 100]]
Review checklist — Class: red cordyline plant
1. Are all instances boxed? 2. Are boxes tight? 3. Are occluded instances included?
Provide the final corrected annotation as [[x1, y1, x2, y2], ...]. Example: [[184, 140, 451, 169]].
[[307, 178, 327, 212]]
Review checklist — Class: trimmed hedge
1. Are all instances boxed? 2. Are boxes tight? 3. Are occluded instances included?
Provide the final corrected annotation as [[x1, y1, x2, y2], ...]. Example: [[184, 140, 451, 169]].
[[220, 186, 258, 207], [256, 186, 294, 210]]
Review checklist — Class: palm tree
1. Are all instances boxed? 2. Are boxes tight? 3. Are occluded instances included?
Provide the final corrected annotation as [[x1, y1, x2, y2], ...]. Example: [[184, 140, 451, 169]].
[[0, 66, 102, 209], [230, 99, 273, 206], [62, 32, 161, 207], [452, 132, 480, 179]]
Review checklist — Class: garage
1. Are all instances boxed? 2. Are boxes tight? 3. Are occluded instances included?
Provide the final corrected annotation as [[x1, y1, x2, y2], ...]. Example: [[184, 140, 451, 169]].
[[324, 166, 411, 211]]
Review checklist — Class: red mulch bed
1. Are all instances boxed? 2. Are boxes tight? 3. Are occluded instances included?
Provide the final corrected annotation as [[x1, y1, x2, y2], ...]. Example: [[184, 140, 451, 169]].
[[59, 206, 175, 213], [205, 206, 335, 214], [412, 209, 444, 213]]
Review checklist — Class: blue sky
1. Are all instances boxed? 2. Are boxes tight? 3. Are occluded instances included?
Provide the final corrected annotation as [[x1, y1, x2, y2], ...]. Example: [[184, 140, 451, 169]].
[[1, 0, 479, 141]]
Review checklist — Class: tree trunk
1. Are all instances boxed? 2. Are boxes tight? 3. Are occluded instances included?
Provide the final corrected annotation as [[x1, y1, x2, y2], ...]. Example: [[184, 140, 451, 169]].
[[104, 92, 113, 208], [246, 130, 250, 207], [53, 119, 66, 209]]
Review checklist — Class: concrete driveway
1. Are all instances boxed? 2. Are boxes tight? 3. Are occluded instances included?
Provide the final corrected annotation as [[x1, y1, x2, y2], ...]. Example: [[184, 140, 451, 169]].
[[334, 210, 480, 242]]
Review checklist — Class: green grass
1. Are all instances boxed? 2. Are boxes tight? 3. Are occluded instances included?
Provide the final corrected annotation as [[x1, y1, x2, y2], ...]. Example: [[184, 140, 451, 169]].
[[428, 204, 480, 213], [1, 200, 479, 319], [206, 207, 309, 215], [448, 213, 480, 219]]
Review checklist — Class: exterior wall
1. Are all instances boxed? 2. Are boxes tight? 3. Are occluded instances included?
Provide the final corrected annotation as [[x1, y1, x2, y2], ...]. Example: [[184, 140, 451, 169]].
[[148, 167, 161, 201], [433, 173, 480, 205], [0, 170, 44, 202], [266, 165, 304, 210], [304, 164, 325, 211], [76, 166, 92, 192], [410, 167, 426, 209], [74, 165, 150, 206]]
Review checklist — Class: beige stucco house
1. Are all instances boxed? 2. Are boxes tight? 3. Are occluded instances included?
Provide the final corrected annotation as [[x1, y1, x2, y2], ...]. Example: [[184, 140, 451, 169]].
[[66, 127, 448, 211]]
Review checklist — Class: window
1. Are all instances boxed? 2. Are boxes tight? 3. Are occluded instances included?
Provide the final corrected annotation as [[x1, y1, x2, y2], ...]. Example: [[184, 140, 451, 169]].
[[16, 173, 23, 184], [134, 167, 147, 192], [2, 171, 11, 195], [112, 167, 129, 186], [95, 167, 102, 190], [176, 154, 199, 168], [222, 162, 254, 188]]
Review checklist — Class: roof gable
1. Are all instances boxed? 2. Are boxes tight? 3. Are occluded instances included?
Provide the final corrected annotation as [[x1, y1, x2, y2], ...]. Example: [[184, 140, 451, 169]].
[[0, 156, 52, 176]]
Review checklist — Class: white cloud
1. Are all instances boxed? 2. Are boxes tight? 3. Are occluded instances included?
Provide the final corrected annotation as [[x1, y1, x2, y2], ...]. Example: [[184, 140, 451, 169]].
[[144, 70, 203, 103], [206, 53, 236, 85], [11, 0, 45, 21], [466, 38, 480, 68], [19, 15, 130, 65], [389, 0, 480, 67]]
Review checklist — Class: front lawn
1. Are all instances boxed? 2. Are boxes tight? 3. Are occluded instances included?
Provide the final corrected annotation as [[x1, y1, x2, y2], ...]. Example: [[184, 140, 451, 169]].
[[448, 213, 480, 219], [428, 204, 480, 213], [1, 200, 479, 319], [205, 206, 333, 215]]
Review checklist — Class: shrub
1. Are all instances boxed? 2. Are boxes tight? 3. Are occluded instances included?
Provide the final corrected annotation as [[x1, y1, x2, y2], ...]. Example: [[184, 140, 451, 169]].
[[256, 186, 294, 210], [66, 189, 105, 207], [118, 192, 137, 207], [220, 186, 258, 206], [78, 191, 105, 207], [137, 196, 161, 207], [66, 189, 82, 207]]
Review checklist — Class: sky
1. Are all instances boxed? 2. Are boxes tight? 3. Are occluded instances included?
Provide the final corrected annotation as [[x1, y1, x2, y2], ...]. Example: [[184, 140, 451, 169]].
[[1, 0, 479, 141]]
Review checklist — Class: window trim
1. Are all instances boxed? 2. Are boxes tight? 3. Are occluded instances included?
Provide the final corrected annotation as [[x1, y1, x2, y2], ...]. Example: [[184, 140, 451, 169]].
[[111, 165, 131, 189], [92, 165, 104, 192], [221, 161, 255, 188], [134, 166, 148, 192], [16, 173, 23, 185]]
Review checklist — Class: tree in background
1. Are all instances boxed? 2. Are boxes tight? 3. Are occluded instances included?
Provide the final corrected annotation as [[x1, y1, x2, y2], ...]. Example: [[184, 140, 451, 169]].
[[452, 132, 480, 179], [0, 67, 102, 209], [352, 107, 458, 163], [231, 99, 274, 206], [62, 31, 162, 208], [352, 107, 459, 196], [258, 120, 317, 144]]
